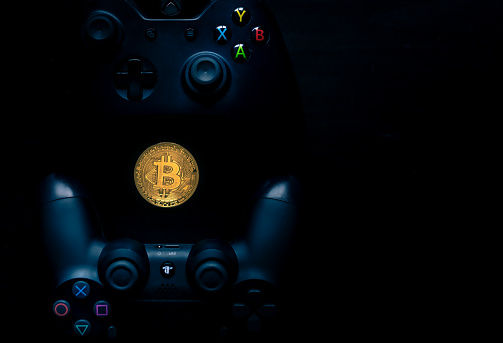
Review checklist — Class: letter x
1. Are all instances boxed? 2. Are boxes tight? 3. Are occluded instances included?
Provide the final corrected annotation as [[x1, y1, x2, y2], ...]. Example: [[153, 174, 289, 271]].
[[75, 285, 87, 297], [217, 27, 228, 42]]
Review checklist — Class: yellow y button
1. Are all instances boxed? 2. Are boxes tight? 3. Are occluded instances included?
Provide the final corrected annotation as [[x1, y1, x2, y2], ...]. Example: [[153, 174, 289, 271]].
[[232, 7, 251, 26]]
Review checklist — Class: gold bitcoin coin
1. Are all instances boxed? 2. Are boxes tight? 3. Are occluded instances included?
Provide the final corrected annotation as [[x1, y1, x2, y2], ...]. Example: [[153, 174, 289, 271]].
[[134, 142, 199, 207]]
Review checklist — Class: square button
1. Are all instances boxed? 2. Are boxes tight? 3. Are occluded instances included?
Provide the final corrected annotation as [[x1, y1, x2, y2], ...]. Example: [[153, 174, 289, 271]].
[[94, 301, 110, 317]]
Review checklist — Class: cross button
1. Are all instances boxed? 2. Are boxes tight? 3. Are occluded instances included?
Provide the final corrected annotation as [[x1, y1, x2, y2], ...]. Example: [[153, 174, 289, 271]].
[[72, 281, 90, 299], [114, 58, 156, 101]]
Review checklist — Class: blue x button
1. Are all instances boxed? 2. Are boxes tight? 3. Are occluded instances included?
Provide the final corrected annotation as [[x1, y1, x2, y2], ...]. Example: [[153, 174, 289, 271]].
[[214, 25, 232, 44], [72, 281, 90, 299]]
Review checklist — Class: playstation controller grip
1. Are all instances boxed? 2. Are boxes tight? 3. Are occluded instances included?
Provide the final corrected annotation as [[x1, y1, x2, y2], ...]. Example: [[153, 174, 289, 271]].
[[233, 176, 302, 285], [39, 174, 106, 286]]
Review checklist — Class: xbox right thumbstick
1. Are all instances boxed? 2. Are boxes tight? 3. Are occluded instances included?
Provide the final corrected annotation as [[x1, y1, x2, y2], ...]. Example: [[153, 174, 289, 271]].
[[183, 52, 229, 96]]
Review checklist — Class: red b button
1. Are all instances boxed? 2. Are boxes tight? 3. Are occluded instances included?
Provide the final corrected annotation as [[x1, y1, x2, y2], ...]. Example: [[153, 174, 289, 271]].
[[251, 26, 269, 45]]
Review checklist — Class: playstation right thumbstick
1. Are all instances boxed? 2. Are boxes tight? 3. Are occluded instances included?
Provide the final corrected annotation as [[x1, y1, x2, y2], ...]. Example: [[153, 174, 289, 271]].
[[187, 240, 238, 294]]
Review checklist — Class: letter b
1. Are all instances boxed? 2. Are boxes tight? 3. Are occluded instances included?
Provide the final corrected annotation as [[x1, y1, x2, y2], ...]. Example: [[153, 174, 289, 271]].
[[251, 27, 269, 45], [255, 29, 264, 41]]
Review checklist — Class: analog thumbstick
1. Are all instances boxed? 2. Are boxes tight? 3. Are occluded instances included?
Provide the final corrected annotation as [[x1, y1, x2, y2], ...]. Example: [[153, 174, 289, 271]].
[[104, 260, 139, 291], [98, 238, 149, 293], [183, 52, 229, 96], [187, 240, 238, 294], [189, 56, 223, 90], [194, 260, 229, 292], [83, 12, 122, 49]]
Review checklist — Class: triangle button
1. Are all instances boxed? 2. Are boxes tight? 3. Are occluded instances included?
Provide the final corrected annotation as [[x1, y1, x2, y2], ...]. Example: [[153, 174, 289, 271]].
[[74, 319, 91, 336], [76, 325, 88, 336]]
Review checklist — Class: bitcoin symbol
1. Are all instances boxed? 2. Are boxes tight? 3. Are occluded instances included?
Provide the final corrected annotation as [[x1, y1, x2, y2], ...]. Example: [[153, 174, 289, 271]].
[[134, 142, 199, 208], [153, 155, 181, 192]]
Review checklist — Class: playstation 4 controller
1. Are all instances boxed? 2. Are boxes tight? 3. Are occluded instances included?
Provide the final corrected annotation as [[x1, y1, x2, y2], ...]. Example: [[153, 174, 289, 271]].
[[40, 173, 301, 339]]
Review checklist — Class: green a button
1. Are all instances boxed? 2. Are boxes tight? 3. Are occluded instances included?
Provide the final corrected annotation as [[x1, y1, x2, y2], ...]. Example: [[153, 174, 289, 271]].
[[232, 44, 250, 63], [74, 319, 91, 337]]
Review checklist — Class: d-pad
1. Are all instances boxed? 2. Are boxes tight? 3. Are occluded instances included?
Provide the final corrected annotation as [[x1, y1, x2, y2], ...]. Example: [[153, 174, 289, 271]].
[[114, 58, 156, 101]]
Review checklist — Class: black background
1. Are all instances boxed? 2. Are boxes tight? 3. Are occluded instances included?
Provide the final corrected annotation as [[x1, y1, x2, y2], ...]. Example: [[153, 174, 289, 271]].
[[2, 0, 502, 339]]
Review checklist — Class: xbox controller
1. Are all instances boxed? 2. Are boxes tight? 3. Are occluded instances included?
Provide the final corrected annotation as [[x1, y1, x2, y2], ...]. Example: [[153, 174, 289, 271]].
[[40, 0, 303, 168], [40, 173, 301, 339], [38, 0, 304, 221]]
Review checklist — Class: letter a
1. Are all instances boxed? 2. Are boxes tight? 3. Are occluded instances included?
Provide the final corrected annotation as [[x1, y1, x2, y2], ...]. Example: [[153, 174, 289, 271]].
[[234, 45, 248, 61]]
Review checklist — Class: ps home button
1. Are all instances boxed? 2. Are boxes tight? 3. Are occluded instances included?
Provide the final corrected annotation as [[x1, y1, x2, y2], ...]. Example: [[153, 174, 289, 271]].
[[161, 261, 176, 278], [251, 26, 270, 45], [73, 319, 91, 337], [232, 44, 250, 63]]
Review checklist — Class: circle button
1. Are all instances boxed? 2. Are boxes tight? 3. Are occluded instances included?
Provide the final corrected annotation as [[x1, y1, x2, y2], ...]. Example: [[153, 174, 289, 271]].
[[53, 300, 70, 317]]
